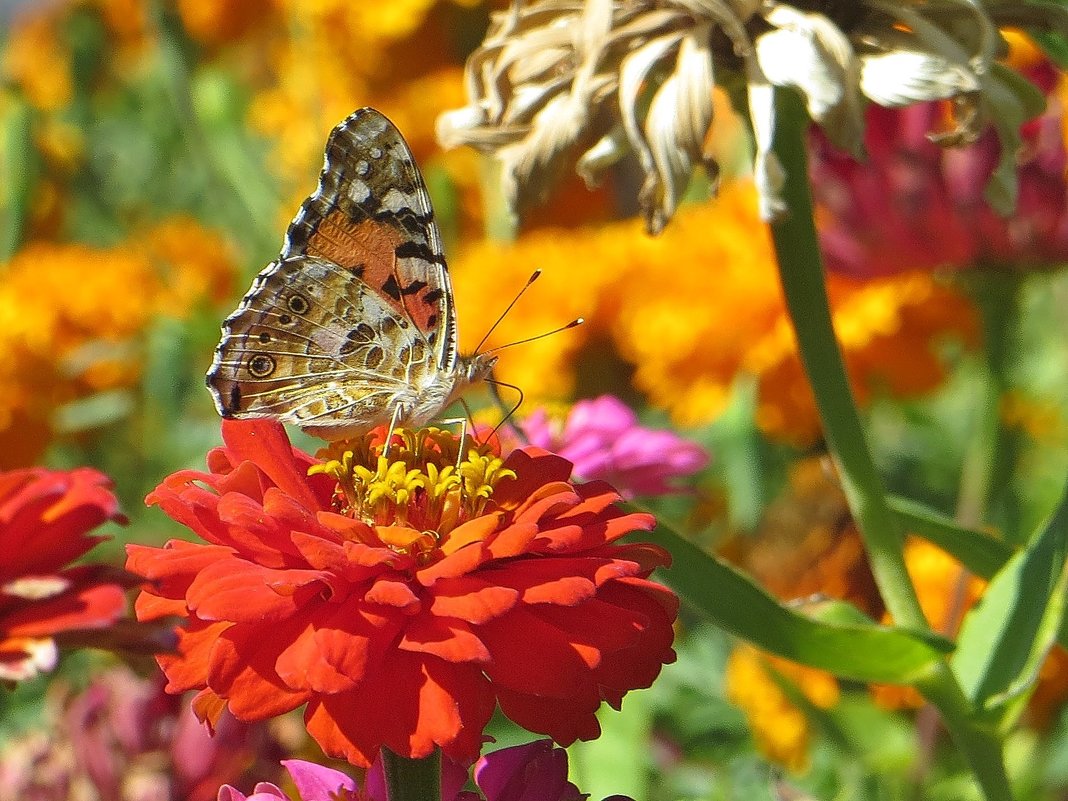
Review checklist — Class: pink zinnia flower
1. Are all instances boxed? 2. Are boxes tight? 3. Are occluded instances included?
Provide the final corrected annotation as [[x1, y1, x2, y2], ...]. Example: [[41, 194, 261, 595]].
[[218, 740, 630, 801], [520, 396, 708, 498]]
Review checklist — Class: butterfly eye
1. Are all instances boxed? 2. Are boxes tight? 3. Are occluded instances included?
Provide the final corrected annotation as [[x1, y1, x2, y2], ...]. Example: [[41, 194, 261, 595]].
[[248, 354, 277, 378]]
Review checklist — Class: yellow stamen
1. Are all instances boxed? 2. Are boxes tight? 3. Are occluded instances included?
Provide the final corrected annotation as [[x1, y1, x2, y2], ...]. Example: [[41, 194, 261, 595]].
[[310, 427, 516, 556]]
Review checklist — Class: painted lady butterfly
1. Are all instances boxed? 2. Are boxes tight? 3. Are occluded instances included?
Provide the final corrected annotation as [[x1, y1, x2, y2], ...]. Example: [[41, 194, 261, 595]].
[[206, 108, 497, 439]]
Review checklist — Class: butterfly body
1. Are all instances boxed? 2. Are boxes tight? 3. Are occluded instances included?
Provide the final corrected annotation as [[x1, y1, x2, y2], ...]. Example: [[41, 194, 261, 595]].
[[207, 108, 494, 439]]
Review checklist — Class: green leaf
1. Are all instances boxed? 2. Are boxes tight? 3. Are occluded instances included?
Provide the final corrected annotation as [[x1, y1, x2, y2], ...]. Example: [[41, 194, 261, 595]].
[[0, 92, 34, 261], [889, 495, 1015, 580], [951, 480, 1068, 724], [646, 521, 947, 684]]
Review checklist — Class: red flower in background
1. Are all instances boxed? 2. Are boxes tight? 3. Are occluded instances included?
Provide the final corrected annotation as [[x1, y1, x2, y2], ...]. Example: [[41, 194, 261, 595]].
[[811, 56, 1068, 277], [0, 467, 132, 681], [128, 421, 677, 767]]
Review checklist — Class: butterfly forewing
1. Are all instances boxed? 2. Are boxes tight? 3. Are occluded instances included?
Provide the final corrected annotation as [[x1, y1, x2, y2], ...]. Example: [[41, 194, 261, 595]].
[[282, 108, 457, 371]]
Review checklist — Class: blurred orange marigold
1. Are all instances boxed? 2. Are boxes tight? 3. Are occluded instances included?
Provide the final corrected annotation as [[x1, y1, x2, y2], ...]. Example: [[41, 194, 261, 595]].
[[0, 218, 237, 466], [453, 181, 978, 444], [725, 644, 840, 774]]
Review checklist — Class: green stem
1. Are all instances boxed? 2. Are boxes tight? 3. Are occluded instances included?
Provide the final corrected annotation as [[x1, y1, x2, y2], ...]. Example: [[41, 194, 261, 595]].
[[380, 748, 441, 801], [766, 87, 1013, 801], [767, 88, 924, 630], [0, 93, 34, 262], [957, 273, 1023, 538]]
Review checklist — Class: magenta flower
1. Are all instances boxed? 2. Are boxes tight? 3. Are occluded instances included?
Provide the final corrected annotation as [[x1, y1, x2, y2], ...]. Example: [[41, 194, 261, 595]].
[[519, 396, 708, 498], [218, 741, 632, 801], [218, 755, 468, 801], [810, 58, 1068, 277]]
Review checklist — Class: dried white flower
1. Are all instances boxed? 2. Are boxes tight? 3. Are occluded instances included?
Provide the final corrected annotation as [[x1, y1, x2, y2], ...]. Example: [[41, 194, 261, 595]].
[[438, 0, 1067, 233]]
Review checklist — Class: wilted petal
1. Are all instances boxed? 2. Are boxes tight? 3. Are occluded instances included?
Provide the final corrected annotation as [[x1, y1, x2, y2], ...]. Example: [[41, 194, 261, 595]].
[[576, 126, 628, 187], [499, 91, 599, 217], [860, 50, 980, 106], [642, 27, 715, 233], [746, 80, 787, 221], [618, 31, 685, 214], [758, 7, 863, 156]]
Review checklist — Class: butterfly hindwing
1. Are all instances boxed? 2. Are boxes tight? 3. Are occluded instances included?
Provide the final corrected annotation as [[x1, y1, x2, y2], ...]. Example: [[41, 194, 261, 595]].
[[282, 108, 456, 371], [209, 255, 441, 432]]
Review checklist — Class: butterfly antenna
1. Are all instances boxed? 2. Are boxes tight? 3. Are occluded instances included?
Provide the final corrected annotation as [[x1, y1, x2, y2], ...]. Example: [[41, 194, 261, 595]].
[[483, 318, 584, 355], [473, 270, 542, 356]]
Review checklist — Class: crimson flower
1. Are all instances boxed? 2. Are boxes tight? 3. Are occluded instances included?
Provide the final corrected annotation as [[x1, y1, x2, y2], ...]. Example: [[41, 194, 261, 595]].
[[811, 56, 1068, 278], [0, 466, 131, 681], [519, 396, 708, 498], [128, 420, 677, 767]]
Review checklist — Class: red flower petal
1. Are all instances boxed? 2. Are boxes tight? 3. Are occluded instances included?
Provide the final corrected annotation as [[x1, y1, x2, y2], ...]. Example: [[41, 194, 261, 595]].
[[400, 614, 491, 663], [427, 577, 519, 624], [0, 468, 122, 580], [220, 419, 326, 510], [209, 618, 313, 718], [133, 423, 677, 766]]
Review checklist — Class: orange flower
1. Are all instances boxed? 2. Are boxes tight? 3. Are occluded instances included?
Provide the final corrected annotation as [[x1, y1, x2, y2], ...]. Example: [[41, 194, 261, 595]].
[[176, 0, 273, 47], [1, 10, 72, 111], [725, 644, 840, 774], [453, 182, 978, 444], [127, 421, 677, 767], [0, 220, 237, 466], [0, 466, 131, 681]]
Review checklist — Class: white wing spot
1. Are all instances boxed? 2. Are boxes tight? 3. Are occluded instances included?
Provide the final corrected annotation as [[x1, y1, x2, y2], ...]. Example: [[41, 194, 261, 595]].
[[348, 180, 371, 204], [355, 160, 370, 176], [381, 188, 410, 213], [369, 147, 383, 159]]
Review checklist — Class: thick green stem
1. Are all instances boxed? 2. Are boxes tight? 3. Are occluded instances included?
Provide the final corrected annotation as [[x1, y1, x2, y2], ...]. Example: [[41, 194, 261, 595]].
[[381, 748, 441, 801], [767, 89, 925, 630], [766, 87, 1013, 801], [957, 273, 1024, 538]]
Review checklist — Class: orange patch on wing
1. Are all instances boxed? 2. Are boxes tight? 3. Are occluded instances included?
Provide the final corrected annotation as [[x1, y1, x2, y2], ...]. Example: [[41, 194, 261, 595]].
[[307, 211, 441, 335], [308, 211, 401, 275]]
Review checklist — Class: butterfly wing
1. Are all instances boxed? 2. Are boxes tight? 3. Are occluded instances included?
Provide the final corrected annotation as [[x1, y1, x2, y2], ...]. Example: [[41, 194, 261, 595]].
[[207, 108, 460, 438], [282, 108, 457, 372], [207, 255, 442, 438]]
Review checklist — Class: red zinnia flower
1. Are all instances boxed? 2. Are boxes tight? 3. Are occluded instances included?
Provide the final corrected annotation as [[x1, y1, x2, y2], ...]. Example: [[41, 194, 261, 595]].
[[0, 466, 131, 681], [128, 420, 677, 767]]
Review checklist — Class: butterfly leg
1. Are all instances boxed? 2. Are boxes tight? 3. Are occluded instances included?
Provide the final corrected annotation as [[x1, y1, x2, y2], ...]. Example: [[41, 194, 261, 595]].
[[384, 404, 405, 458], [437, 416, 470, 469]]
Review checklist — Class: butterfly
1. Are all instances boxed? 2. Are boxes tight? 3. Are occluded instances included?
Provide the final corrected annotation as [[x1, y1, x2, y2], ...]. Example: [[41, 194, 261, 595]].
[[206, 108, 497, 440]]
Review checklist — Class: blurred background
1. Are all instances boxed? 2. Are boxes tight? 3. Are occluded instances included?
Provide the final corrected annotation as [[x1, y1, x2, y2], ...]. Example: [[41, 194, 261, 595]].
[[3, 1, 1068, 799]]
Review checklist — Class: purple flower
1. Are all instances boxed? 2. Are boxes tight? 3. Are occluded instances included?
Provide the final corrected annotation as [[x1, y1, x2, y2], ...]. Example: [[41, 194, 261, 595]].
[[519, 396, 708, 498], [217, 741, 633, 801], [474, 740, 582, 801]]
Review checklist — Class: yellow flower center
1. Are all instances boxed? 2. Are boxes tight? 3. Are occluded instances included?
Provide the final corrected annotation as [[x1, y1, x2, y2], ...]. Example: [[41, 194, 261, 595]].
[[309, 427, 515, 558]]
